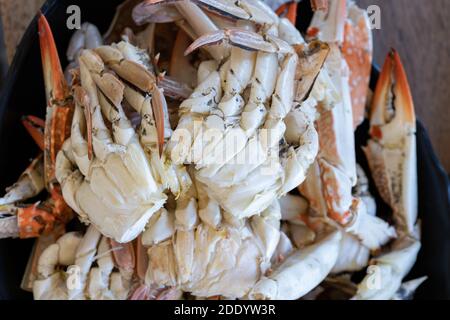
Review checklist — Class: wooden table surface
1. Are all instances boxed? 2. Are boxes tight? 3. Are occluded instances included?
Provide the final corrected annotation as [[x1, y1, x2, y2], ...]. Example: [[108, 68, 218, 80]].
[[0, 0, 449, 172], [358, 0, 450, 173]]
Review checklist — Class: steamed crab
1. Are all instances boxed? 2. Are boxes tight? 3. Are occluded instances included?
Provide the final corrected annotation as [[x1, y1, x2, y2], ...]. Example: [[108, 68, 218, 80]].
[[54, 44, 170, 243], [134, 0, 338, 221], [0, 0, 428, 301]]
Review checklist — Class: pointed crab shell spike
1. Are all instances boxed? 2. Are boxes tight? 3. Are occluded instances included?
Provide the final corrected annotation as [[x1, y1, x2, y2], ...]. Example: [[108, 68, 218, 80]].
[[392, 276, 427, 300]]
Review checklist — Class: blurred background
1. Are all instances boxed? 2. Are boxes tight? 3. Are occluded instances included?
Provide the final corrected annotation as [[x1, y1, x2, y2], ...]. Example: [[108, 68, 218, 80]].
[[0, 0, 449, 173]]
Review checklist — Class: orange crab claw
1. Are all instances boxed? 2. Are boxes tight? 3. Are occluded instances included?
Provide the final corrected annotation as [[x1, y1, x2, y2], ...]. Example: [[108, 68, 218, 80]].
[[370, 49, 416, 137], [17, 203, 56, 239], [14, 186, 72, 239], [22, 116, 45, 151], [276, 1, 298, 25], [38, 13, 74, 185], [38, 12, 69, 104]]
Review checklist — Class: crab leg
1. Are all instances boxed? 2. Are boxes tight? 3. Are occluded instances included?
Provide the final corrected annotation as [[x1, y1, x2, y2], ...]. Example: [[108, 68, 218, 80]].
[[174, 1, 228, 61], [185, 28, 294, 56], [308, 0, 373, 129], [91, 45, 165, 152], [21, 225, 66, 291], [135, 0, 303, 46], [353, 236, 421, 300], [249, 230, 341, 300], [134, 0, 227, 60], [39, 13, 74, 187], [68, 225, 102, 299], [33, 231, 83, 300], [0, 155, 45, 206], [87, 237, 117, 300]]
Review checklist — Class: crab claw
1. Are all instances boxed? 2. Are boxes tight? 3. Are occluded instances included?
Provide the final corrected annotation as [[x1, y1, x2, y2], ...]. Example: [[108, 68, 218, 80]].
[[22, 116, 45, 151], [17, 203, 56, 239], [364, 49, 417, 236], [369, 49, 416, 135], [38, 13, 74, 185], [185, 28, 293, 55], [38, 12, 70, 105]]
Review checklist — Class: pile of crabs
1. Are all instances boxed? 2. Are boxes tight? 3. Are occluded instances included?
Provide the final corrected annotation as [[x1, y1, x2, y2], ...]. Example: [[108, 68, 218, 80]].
[[0, 0, 426, 300]]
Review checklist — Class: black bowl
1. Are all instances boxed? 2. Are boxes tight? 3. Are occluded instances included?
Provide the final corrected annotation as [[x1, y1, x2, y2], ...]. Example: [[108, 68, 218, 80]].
[[0, 0, 449, 300]]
